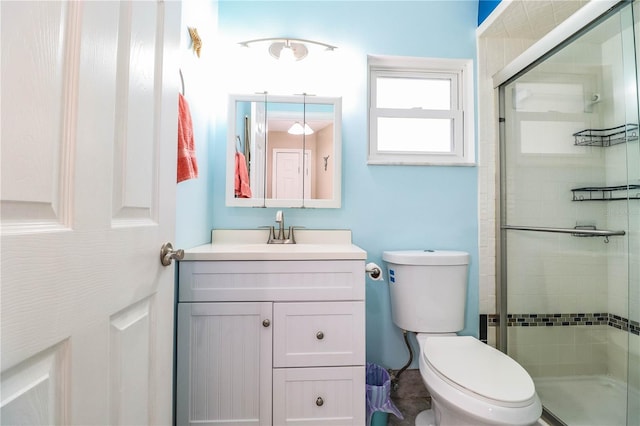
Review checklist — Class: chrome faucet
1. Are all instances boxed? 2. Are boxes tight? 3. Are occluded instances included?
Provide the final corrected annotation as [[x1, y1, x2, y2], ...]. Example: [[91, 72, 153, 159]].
[[275, 210, 285, 240], [265, 210, 301, 244]]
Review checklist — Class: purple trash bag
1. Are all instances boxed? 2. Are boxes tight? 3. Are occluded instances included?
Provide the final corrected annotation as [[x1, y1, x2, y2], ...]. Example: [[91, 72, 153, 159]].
[[366, 362, 403, 426]]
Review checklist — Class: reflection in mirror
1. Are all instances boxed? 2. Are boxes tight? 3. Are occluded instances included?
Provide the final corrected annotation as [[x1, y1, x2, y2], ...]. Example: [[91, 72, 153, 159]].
[[226, 94, 341, 208]]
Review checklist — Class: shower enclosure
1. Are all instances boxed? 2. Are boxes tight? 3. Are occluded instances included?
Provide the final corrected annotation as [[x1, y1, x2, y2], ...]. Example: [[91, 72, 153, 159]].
[[499, 1, 639, 425]]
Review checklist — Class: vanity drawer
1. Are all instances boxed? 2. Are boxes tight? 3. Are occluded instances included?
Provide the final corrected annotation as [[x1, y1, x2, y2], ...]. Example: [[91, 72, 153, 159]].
[[179, 260, 365, 302], [273, 301, 365, 367], [273, 366, 365, 426]]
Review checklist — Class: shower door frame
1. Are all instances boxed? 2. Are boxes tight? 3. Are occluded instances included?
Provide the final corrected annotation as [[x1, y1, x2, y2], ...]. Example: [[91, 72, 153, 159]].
[[496, 1, 637, 424]]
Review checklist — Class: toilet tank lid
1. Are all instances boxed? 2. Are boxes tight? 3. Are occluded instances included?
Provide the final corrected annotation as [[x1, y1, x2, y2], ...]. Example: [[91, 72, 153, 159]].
[[382, 250, 469, 266]]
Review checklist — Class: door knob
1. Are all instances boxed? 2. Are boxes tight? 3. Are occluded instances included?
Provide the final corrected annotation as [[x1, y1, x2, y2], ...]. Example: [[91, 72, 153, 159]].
[[160, 242, 184, 266]]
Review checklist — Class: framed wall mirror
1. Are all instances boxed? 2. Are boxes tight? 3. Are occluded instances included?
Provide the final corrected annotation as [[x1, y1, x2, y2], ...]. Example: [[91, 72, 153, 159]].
[[226, 94, 342, 208]]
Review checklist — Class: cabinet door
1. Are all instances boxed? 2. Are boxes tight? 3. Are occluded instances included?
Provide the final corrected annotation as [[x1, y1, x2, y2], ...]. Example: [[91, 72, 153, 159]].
[[273, 366, 365, 426], [176, 302, 272, 426]]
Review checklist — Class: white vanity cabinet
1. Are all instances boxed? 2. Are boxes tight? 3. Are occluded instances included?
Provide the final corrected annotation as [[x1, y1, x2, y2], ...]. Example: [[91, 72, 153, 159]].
[[176, 251, 366, 426]]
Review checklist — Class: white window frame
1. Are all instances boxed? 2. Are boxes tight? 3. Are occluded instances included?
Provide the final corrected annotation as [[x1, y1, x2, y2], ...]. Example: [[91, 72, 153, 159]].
[[368, 55, 475, 166]]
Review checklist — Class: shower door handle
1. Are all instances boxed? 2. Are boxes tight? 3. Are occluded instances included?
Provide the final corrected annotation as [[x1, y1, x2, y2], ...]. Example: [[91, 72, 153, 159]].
[[502, 225, 625, 237]]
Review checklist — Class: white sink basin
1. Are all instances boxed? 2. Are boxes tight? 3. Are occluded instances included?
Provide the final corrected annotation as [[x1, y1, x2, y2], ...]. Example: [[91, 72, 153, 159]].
[[182, 229, 367, 261]]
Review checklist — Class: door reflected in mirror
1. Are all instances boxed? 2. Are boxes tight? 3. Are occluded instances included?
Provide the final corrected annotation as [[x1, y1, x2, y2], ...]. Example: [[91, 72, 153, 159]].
[[226, 94, 341, 208]]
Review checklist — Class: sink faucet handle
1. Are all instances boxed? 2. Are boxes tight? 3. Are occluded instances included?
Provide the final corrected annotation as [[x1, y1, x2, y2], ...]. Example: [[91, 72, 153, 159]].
[[259, 225, 275, 242], [275, 210, 283, 223], [288, 226, 305, 244]]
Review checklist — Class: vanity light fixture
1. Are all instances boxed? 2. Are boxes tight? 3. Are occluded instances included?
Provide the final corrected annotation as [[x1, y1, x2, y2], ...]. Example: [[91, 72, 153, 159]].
[[238, 37, 337, 62], [288, 122, 314, 135]]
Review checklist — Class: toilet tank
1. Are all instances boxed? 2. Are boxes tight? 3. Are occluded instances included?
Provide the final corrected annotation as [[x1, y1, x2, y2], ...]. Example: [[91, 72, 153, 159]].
[[382, 250, 469, 333]]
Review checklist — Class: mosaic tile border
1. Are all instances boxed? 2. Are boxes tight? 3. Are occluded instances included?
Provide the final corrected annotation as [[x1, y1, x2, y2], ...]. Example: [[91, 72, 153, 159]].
[[486, 313, 639, 336]]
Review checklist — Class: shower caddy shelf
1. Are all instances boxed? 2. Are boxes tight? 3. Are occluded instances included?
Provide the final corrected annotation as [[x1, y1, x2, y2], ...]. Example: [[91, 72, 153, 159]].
[[573, 123, 638, 147], [571, 123, 640, 201], [571, 184, 640, 201]]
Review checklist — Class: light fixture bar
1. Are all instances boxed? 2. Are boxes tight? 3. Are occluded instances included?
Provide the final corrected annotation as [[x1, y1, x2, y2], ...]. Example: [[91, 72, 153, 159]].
[[238, 37, 338, 51]]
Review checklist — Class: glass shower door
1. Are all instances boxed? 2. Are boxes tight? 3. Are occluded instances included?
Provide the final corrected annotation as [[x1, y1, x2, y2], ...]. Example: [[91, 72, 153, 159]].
[[499, 3, 638, 425], [628, 3, 640, 425]]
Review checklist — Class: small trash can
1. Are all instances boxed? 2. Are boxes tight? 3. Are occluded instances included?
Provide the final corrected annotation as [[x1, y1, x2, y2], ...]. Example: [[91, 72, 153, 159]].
[[371, 411, 389, 426], [366, 362, 403, 426]]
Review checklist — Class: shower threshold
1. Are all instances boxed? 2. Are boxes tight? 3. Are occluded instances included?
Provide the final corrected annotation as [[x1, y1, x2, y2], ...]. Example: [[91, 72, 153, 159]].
[[534, 375, 637, 426]]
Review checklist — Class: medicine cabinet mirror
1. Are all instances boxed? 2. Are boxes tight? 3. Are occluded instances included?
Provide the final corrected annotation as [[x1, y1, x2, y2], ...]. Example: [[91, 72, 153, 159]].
[[226, 94, 342, 208]]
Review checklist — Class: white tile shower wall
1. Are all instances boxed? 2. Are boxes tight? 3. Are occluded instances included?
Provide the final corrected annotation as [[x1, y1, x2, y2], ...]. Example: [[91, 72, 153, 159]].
[[508, 325, 609, 377], [476, 0, 588, 319], [632, 329, 640, 397], [631, 196, 640, 323], [506, 233, 608, 314], [601, 29, 635, 323], [503, 74, 609, 314], [608, 326, 630, 382]]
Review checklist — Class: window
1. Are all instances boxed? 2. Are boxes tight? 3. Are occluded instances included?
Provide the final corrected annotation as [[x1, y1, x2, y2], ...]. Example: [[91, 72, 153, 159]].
[[368, 55, 475, 165], [509, 79, 594, 155]]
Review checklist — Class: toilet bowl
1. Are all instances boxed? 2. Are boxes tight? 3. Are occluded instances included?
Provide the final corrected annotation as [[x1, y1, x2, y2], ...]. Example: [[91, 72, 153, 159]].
[[416, 334, 542, 426], [382, 250, 542, 426]]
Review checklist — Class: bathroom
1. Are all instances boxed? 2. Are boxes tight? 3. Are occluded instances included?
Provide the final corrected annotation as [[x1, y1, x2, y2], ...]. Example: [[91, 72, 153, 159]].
[[1, 0, 638, 425], [176, 0, 639, 425]]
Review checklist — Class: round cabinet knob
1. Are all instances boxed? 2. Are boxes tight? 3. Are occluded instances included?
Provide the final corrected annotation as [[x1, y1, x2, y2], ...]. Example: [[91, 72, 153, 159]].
[[316, 331, 324, 340], [316, 397, 324, 407], [262, 319, 271, 327]]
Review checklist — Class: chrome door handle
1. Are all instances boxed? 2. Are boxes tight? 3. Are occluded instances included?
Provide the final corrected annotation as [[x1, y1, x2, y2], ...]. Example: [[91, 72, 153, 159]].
[[160, 242, 184, 266]]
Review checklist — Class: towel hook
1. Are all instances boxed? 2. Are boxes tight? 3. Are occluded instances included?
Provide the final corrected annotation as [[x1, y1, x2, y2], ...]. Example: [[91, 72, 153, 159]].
[[179, 68, 185, 95]]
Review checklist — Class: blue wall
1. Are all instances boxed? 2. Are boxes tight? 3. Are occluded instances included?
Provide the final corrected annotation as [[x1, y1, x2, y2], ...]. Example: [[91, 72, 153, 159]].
[[177, 0, 479, 370], [478, 0, 502, 25], [176, 0, 217, 249]]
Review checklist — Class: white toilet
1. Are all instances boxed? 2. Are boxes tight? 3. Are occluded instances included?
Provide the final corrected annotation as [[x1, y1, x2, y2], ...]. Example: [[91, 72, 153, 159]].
[[382, 250, 542, 426]]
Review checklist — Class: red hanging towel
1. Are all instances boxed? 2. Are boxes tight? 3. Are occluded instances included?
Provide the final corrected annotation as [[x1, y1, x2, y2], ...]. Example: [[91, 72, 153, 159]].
[[234, 152, 252, 198], [177, 93, 198, 183]]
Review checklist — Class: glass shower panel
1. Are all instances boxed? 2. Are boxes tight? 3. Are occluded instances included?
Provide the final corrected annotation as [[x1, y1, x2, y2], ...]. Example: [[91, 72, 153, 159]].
[[628, 3, 640, 425], [500, 4, 637, 425]]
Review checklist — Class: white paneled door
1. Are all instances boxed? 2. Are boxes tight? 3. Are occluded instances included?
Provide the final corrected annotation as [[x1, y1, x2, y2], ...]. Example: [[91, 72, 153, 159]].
[[272, 149, 311, 200], [1, 1, 180, 424]]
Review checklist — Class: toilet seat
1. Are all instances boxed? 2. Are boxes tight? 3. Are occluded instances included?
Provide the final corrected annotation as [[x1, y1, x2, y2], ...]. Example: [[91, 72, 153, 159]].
[[418, 335, 537, 408]]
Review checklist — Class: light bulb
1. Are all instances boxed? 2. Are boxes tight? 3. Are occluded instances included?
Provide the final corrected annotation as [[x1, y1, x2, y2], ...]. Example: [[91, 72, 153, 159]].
[[288, 122, 314, 135], [279, 44, 296, 63], [288, 122, 304, 135], [303, 123, 314, 135]]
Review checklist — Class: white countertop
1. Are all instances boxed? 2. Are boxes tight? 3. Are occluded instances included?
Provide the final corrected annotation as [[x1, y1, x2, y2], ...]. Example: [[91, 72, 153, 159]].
[[182, 229, 367, 261]]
